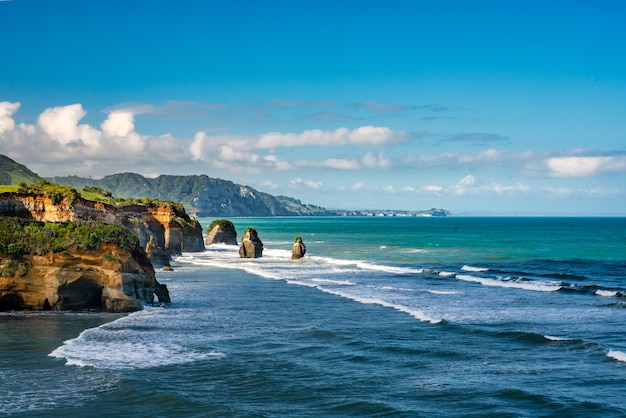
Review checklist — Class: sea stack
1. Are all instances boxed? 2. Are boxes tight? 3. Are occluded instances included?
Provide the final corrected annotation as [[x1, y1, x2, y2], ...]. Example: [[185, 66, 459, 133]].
[[239, 228, 263, 258], [145, 234, 171, 268], [292, 236, 306, 259], [206, 219, 238, 245]]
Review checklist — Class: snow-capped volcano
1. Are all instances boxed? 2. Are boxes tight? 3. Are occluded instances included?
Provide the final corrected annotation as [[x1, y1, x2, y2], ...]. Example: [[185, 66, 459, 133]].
[[456, 174, 484, 186]]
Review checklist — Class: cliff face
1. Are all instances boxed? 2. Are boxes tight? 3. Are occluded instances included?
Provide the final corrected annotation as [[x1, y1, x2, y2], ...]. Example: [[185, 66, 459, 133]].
[[0, 193, 205, 258], [0, 243, 158, 312]]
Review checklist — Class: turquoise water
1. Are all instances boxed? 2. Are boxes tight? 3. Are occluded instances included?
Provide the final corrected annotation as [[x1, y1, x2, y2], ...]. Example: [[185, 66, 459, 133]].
[[2, 217, 626, 417]]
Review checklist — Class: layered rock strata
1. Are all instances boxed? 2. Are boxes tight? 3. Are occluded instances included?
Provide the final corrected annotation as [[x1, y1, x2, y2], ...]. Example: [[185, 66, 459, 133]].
[[0, 242, 166, 312]]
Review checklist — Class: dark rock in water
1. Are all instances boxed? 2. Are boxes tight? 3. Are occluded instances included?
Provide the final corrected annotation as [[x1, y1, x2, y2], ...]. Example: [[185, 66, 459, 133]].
[[239, 228, 263, 258], [206, 219, 238, 245], [292, 236, 306, 259], [154, 282, 170, 304]]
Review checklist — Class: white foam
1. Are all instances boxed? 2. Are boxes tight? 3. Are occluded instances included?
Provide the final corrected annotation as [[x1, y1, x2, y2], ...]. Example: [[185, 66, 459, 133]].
[[426, 290, 463, 295], [356, 262, 423, 275], [318, 287, 442, 324], [544, 335, 570, 341], [310, 278, 356, 286], [607, 350, 626, 363], [461, 265, 489, 272], [596, 289, 619, 297], [49, 310, 224, 370], [456, 274, 562, 292], [438, 271, 456, 277]]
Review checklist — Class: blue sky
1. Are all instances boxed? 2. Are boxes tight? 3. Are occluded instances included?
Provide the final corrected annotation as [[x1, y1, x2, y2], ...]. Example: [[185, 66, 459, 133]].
[[1, 0, 625, 215]]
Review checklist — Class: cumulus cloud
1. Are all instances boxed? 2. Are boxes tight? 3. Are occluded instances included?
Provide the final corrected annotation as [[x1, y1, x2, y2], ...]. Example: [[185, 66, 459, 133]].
[[0, 101, 20, 134], [545, 156, 626, 177], [37, 104, 101, 147], [258, 126, 405, 148], [101, 110, 135, 138]]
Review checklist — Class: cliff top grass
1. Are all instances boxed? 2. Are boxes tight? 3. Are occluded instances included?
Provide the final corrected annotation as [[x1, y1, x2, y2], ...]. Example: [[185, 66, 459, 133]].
[[10, 181, 194, 223], [0, 217, 141, 277], [208, 219, 234, 231], [0, 185, 19, 193]]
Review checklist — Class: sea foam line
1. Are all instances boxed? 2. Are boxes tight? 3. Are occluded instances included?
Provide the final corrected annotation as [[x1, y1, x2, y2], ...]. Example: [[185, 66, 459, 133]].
[[461, 265, 489, 272], [456, 274, 562, 292], [318, 287, 442, 324]]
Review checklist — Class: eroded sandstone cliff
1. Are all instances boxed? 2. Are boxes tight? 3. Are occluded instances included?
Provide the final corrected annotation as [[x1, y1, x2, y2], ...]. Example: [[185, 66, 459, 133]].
[[0, 190, 205, 263], [0, 184, 204, 312], [0, 243, 159, 312]]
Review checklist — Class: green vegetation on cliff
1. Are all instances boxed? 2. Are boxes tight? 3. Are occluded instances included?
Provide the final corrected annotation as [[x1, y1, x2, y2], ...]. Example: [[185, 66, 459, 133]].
[[208, 219, 235, 231], [0, 217, 140, 276], [13, 181, 195, 225], [18, 180, 80, 204]]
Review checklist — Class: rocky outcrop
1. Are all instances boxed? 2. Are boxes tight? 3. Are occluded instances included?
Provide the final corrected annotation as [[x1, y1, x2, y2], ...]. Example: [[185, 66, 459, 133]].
[[0, 243, 166, 312], [239, 228, 263, 258], [205, 219, 238, 245], [292, 236, 306, 259], [118, 204, 205, 256], [145, 235, 170, 268], [0, 193, 205, 261]]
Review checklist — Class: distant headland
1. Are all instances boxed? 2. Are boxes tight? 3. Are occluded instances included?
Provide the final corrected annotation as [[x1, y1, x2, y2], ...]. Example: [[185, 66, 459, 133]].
[[0, 155, 450, 218]]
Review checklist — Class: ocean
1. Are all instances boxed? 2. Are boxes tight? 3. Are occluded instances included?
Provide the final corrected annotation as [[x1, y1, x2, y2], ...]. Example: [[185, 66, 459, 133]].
[[1, 216, 625, 417]]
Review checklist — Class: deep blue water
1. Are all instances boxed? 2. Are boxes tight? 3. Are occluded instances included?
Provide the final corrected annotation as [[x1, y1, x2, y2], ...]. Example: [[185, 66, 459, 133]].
[[1, 217, 626, 417]]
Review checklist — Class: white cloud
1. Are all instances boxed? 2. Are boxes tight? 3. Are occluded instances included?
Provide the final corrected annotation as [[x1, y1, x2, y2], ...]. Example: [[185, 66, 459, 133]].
[[37, 104, 101, 147], [545, 156, 626, 177], [288, 178, 323, 189], [101, 110, 135, 138], [0, 101, 20, 134], [422, 185, 443, 192], [361, 152, 390, 169], [257, 126, 404, 149], [319, 158, 360, 170]]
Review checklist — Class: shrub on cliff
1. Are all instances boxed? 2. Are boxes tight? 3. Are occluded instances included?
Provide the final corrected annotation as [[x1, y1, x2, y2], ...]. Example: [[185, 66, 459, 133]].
[[18, 180, 80, 205], [0, 217, 140, 260], [208, 219, 235, 231]]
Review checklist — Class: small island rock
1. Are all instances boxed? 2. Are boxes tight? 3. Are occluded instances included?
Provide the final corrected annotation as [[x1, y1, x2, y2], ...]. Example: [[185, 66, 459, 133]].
[[239, 228, 263, 258], [206, 219, 238, 245], [292, 236, 306, 259]]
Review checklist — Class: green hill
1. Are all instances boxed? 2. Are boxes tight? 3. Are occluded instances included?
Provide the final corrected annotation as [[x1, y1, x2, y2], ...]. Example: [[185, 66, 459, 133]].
[[0, 155, 43, 185]]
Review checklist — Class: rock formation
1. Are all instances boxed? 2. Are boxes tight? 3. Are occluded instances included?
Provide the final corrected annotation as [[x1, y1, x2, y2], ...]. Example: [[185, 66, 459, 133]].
[[239, 228, 263, 258], [0, 240, 167, 313], [145, 234, 170, 268], [292, 236, 306, 259], [0, 191, 205, 262], [205, 219, 238, 245], [0, 184, 199, 312]]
